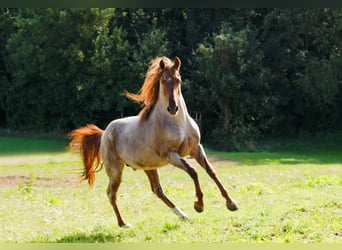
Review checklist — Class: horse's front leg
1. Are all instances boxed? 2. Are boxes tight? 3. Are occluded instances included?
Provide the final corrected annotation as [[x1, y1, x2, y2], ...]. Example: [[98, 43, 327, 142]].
[[191, 144, 239, 211], [167, 151, 204, 213]]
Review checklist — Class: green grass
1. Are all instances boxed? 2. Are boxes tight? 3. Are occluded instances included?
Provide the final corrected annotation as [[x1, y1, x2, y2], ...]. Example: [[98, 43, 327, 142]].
[[0, 133, 67, 155], [207, 134, 342, 165], [0, 134, 341, 243]]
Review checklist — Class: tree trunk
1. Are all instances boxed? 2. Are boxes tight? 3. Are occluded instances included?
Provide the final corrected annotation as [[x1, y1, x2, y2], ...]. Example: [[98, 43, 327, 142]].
[[218, 100, 232, 132]]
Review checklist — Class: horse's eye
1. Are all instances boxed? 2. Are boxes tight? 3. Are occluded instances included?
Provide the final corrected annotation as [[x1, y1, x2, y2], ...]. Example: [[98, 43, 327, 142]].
[[162, 76, 172, 82]]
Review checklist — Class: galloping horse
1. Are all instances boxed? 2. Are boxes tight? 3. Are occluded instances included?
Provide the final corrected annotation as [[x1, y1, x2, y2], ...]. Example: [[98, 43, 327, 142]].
[[69, 56, 238, 228]]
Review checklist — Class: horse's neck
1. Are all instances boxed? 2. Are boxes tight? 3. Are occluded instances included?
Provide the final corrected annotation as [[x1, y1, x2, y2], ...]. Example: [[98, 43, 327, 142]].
[[177, 94, 190, 120]]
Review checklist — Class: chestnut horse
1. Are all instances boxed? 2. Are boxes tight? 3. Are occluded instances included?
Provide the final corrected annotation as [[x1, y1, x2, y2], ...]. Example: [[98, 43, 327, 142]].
[[69, 56, 238, 228]]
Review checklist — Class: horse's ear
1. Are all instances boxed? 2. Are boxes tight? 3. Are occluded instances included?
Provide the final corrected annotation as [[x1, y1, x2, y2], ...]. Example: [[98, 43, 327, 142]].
[[159, 59, 165, 69], [173, 56, 181, 70]]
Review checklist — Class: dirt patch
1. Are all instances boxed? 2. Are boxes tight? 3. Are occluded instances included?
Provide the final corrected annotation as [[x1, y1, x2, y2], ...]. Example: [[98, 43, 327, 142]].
[[0, 155, 233, 189], [0, 175, 80, 188]]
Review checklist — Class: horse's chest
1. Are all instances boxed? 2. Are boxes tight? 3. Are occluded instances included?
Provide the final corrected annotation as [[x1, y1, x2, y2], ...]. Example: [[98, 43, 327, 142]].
[[155, 123, 196, 156], [162, 123, 185, 143]]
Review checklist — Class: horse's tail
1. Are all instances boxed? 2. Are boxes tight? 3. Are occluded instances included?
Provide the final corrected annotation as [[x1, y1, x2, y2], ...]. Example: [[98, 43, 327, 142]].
[[69, 124, 104, 186]]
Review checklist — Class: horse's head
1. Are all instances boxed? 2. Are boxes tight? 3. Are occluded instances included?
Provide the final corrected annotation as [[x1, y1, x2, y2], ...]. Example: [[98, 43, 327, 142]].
[[159, 57, 182, 116]]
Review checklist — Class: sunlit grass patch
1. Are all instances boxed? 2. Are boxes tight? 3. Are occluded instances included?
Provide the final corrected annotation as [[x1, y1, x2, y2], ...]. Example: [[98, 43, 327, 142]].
[[0, 134, 342, 242]]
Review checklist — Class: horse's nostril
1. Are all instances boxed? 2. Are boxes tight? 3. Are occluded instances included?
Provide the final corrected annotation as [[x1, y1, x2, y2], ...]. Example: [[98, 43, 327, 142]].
[[167, 106, 178, 115]]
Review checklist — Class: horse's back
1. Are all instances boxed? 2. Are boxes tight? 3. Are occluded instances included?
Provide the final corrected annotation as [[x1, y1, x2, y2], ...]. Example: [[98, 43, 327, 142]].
[[103, 116, 138, 137]]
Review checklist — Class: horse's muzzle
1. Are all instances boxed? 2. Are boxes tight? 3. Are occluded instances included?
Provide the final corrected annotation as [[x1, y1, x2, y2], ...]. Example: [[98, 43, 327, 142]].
[[167, 106, 179, 115]]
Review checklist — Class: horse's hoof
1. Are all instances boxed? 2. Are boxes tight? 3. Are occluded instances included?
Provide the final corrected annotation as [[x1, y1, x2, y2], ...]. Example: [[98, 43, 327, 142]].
[[180, 214, 189, 220], [119, 221, 131, 228], [227, 201, 239, 211], [194, 201, 204, 213], [120, 223, 132, 228]]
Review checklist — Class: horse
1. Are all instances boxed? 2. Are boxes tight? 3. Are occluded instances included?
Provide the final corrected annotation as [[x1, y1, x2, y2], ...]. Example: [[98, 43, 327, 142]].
[[69, 56, 238, 228]]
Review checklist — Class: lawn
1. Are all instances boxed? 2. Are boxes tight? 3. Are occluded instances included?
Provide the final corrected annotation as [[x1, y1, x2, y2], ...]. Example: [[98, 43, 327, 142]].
[[0, 133, 341, 243]]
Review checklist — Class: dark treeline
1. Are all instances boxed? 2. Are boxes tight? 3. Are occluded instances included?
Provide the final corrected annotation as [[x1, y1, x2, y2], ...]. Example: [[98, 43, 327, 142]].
[[0, 8, 341, 150]]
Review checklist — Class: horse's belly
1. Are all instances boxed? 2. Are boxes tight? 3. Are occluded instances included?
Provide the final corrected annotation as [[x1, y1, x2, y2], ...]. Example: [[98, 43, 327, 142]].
[[117, 141, 168, 170], [122, 155, 168, 170]]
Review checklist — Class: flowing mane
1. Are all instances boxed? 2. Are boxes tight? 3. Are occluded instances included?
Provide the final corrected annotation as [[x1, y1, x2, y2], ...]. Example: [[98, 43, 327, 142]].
[[124, 56, 174, 123]]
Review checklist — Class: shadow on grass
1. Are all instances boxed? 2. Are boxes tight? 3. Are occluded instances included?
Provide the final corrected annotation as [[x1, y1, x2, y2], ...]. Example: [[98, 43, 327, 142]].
[[205, 134, 342, 165], [54, 232, 123, 243], [207, 146, 342, 165]]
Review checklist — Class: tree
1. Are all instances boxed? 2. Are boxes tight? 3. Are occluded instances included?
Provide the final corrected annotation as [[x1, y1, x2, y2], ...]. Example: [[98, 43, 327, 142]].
[[1, 8, 341, 150], [0, 8, 20, 128], [112, 10, 172, 115], [193, 22, 272, 150], [259, 8, 342, 134], [5, 8, 121, 131]]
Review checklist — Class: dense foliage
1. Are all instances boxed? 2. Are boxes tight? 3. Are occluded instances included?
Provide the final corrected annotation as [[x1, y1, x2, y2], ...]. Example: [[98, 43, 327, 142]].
[[0, 8, 341, 150]]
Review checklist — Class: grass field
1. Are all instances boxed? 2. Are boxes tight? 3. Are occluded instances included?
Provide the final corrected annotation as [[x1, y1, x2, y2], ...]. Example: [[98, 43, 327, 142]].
[[0, 133, 341, 243]]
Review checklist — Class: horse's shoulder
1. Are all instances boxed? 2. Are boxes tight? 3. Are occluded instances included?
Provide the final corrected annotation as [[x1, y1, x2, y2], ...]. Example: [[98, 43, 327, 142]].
[[187, 117, 200, 137]]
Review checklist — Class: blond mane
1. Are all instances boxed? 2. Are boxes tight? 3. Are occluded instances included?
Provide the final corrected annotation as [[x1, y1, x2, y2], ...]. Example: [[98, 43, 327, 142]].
[[124, 56, 174, 123]]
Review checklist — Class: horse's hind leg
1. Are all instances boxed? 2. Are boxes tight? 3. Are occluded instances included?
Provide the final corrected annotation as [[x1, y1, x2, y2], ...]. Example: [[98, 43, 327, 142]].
[[144, 169, 188, 219], [105, 162, 130, 228], [101, 131, 130, 228], [191, 144, 239, 211]]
